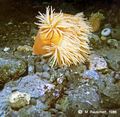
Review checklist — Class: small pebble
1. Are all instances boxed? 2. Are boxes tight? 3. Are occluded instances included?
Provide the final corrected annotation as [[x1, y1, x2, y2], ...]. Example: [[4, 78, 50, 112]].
[[115, 73, 120, 80], [100, 36, 107, 41], [82, 70, 100, 80], [56, 112, 65, 117], [40, 96, 46, 103], [89, 54, 108, 71], [9, 91, 31, 109], [42, 64, 50, 72], [53, 89, 60, 97], [7, 21, 13, 25], [107, 39, 118, 48], [57, 77, 64, 84], [49, 108, 58, 114], [112, 71, 120, 80], [89, 34, 100, 44], [42, 72, 50, 79], [101, 28, 111, 36], [28, 66, 34, 74], [17, 45, 32, 52], [64, 91, 69, 95], [65, 70, 70, 78], [30, 98, 37, 105], [3, 47, 10, 52], [55, 104, 63, 111]]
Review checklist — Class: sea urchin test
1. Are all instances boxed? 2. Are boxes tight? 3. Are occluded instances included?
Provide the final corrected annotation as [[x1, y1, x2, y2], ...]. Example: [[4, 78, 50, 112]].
[[33, 7, 92, 67]]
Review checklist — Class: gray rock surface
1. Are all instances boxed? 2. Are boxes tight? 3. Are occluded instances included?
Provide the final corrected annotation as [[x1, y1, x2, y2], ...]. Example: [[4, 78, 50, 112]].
[[89, 54, 108, 71], [100, 75, 120, 108], [65, 84, 100, 116], [6, 100, 51, 117], [0, 57, 27, 88], [0, 74, 54, 117], [96, 47, 120, 71], [17, 74, 54, 98], [9, 91, 31, 109], [107, 39, 118, 48], [82, 70, 100, 80]]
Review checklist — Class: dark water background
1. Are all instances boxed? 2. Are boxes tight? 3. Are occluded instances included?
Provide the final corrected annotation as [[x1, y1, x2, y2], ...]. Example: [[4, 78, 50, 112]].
[[0, 0, 118, 22]]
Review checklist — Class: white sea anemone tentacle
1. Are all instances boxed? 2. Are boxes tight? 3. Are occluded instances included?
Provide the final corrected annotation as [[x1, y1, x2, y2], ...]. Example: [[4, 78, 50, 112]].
[[33, 6, 92, 67]]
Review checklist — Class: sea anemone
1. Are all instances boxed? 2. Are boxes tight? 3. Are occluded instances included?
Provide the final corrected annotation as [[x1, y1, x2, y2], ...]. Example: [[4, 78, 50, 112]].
[[33, 7, 91, 67], [89, 12, 105, 32]]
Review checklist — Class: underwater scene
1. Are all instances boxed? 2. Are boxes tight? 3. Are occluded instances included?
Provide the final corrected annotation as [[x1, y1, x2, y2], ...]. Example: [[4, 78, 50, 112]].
[[0, 0, 120, 116]]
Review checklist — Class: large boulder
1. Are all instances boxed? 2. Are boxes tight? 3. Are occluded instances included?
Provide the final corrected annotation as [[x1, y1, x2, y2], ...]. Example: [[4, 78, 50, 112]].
[[0, 74, 54, 117]]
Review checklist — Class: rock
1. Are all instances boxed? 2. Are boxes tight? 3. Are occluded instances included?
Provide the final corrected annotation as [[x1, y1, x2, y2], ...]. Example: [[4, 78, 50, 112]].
[[55, 104, 63, 111], [101, 28, 111, 36], [106, 58, 120, 71], [56, 112, 66, 117], [96, 47, 120, 71], [7, 21, 13, 25], [6, 100, 51, 117], [103, 84, 120, 99], [107, 39, 118, 48], [52, 89, 60, 97], [49, 67, 68, 82], [64, 70, 71, 79], [101, 83, 120, 108], [0, 74, 54, 116], [93, 75, 106, 91], [42, 64, 50, 72], [100, 36, 107, 41], [3, 47, 10, 52], [44, 75, 68, 108], [89, 54, 108, 71], [9, 91, 31, 109], [17, 74, 54, 98], [59, 97, 69, 112], [82, 70, 100, 80], [30, 26, 37, 36], [30, 98, 37, 105], [27, 56, 35, 75], [17, 45, 32, 52], [57, 77, 64, 84], [70, 64, 86, 75], [49, 108, 58, 114], [0, 57, 27, 88], [89, 73, 120, 109], [35, 61, 44, 73], [42, 72, 50, 79], [111, 71, 120, 80], [49, 69, 58, 82], [0, 83, 13, 117], [89, 34, 101, 47], [66, 84, 100, 117], [111, 28, 120, 40]]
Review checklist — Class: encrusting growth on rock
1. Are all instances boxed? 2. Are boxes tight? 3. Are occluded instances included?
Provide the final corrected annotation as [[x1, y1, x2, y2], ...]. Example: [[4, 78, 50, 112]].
[[33, 7, 92, 67]]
